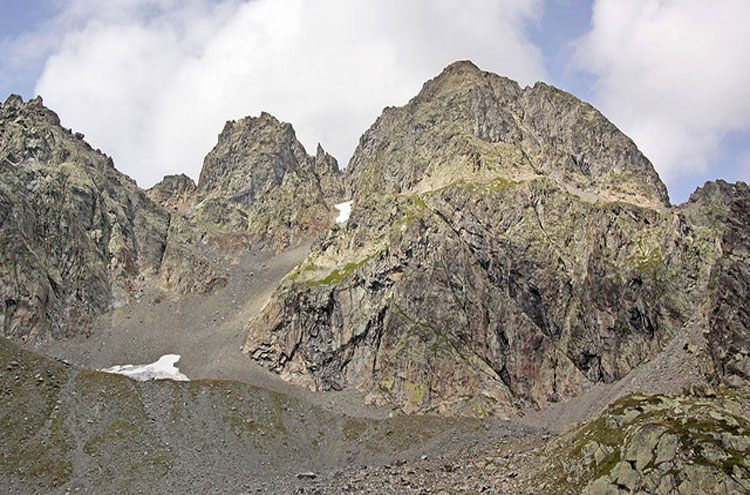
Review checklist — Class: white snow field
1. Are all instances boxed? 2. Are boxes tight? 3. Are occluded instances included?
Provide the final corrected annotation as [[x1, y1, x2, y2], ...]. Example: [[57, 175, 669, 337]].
[[100, 354, 189, 381], [334, 200, 353, 223]]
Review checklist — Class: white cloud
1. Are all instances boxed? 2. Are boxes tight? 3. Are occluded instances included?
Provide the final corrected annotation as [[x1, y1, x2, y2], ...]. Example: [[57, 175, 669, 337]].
[[575, 0, 750, 185], [26, 0, 546, 188]]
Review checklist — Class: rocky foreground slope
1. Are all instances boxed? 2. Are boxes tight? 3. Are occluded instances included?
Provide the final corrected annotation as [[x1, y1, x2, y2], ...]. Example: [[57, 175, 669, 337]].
[[2, 336, 748, 494], [244, 61, 750, 418], [0, 334, 533, 494]]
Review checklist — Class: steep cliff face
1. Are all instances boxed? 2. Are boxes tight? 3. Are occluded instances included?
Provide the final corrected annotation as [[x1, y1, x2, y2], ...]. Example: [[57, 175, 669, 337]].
[[244, 62, 746, 417], [145, 174, 228, 296], [244, 179, 724, 417], [0, 95, 169, 343], [701, 181, 750, 386], [193, 112, 344, 252]]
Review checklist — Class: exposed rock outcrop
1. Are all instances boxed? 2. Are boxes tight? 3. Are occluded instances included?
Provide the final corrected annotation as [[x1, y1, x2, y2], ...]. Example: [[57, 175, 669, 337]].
[[703, 181, 750, 386], [0, 95, 346, 342], [539, 392, 750, 494], [244, 62, 748, 417], [0, 95, 169, 342], [157, 212, 227, 295], [193, 112, 343, 252], [347, 60, 669, 208], [146, 176, 228, 296], [146, 173, 196, 214]]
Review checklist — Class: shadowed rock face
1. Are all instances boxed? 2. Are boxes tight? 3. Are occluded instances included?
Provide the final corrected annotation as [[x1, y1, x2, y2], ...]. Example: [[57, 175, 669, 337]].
[[0, 95, 169, 343], [704, 181, 750, 386], [244, 62, 750, 417]]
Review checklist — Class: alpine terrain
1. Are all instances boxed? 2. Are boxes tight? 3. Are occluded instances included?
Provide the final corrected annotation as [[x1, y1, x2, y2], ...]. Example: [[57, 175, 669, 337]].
[[0, 61, 748, 494]]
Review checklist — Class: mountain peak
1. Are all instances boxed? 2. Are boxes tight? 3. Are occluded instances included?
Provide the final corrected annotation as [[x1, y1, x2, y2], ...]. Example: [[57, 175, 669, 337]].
[[414, 60, 521, 106], [197, 111, 304, 200], [1, 93, 61, 128], [192, 110, 344, 251], [147, 173, 197, 213], [439, 59, 482, 75], [2, 93, 24, 107], [348, 61, 669, 208], [0, 93, 169, 342]]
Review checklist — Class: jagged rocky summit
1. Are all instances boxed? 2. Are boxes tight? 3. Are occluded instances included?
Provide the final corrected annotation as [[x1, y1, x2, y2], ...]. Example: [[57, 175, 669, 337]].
[[0, 95, 342, 343], [244, 61, 750, 417], [191, 111, 344, 253], [347, 60, 669, 208], [1, 60, 748, 422]]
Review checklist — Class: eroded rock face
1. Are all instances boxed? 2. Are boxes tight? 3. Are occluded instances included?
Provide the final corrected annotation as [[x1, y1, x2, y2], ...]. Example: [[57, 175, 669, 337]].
[[147, 175, 227, 295], [0, 95, 169, 342], [703, 181, 750, 386], [193, 112, 344, 252], [146, 174, 196, 214], [244, 62, 748, 416], [0, 94, 347, 343], [157, 213, 227, 296], [347, 60, 669, 208], [245, 178, 725, 417]]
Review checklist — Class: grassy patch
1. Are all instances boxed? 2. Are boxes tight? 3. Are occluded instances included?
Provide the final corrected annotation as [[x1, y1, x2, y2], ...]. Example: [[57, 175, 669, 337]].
[[305, 253, 377, 286]]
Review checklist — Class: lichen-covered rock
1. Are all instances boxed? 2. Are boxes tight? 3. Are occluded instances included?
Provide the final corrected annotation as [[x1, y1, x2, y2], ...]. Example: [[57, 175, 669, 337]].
[[193, 112, 343, 252], [243, 62, 742, 416], [314, 143, 346, 202], [244, 174, 725, 416], [703, 181, 750, 387], [0, 95, 169, 342], [157, 213, 227, 295], [347, 60, 669, 208], [540, 393, 750, 495], [0, 94, 348, 344], [146, 173, 196, 214]]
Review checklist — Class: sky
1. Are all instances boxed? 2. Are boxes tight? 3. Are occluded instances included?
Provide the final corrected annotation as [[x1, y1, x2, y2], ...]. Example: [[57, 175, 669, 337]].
[[1, 0, 749, 204]]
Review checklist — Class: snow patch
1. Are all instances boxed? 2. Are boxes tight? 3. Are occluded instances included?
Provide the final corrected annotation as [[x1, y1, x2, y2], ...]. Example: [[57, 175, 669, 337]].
[[334, 200, 353, 223], [99, 354, 189, 382]]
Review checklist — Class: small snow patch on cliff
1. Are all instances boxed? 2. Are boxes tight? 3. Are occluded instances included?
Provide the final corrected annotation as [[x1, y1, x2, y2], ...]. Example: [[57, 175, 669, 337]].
[[335, 200, 353, 223], [100, 354, 189, 381]]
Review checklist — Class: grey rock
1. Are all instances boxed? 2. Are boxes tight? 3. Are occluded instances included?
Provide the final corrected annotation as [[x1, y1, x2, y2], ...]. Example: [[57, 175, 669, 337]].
[[193, 112, 343, 252], [0, 95, 169, 342], [146, 173, 197, 213], [347, 60, 669, 208]]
